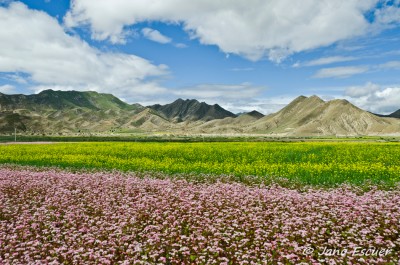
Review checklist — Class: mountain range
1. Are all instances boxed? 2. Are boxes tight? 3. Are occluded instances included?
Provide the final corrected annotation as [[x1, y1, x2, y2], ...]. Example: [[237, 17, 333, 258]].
[[1, 89, 399, 136]]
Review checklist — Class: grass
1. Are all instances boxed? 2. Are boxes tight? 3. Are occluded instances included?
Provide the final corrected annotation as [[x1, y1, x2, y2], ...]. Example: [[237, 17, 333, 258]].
[[0, 141, 399, 188]]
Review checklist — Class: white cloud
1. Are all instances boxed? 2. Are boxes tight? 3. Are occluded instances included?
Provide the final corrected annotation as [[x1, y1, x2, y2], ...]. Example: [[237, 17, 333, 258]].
[[378, 60, 400, 69], [313, 66, 369, 78], [220, 95, 298, 115], [174, 43, 188, 48], [173, 83, 263, 100], [141, 28, 172, 44], [220, 97, 292, 115], [310, 60, 400, 79], [0, 2, 168, 103], [294, 56, 357, 67], [64, 0, 380, 62], [221, 101, 286, 115], [374, 4, 400, 25], [344, 82, 400, 114], [0, 84, 15, 94], [344, 82, 380, 97]]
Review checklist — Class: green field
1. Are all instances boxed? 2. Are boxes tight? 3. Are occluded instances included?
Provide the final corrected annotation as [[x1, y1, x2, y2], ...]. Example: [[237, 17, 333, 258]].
[[1, 141, 399, 188]]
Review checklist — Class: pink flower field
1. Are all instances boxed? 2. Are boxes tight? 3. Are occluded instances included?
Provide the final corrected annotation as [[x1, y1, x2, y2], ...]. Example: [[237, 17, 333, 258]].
[[0, 168, 399, 264]]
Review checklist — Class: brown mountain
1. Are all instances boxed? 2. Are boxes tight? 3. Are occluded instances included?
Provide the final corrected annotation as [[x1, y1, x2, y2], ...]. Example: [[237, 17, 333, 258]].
[[1, 90, 400, 136], [249, 95, 400, 136], [120, 108, 173, 132], [190, 110, 265, 134]]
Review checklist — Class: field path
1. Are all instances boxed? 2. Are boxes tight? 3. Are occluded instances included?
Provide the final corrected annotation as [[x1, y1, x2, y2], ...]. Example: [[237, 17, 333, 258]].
[[0, 141, 57, 145]]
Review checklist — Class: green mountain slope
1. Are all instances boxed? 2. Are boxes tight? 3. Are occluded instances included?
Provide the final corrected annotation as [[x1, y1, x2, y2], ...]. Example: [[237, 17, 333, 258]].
[[0, 90, 143, 133]]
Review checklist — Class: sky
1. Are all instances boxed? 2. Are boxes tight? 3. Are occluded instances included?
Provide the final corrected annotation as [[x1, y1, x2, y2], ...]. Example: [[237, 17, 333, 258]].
[[0, 0, 400, 114]]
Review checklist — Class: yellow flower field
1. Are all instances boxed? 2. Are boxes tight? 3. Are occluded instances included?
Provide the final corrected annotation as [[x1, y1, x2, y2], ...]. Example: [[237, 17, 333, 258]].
[[1, 142, 399, 187]]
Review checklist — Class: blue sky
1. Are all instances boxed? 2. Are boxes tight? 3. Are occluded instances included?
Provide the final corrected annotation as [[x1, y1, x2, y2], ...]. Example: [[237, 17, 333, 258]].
[[0, 0, 400, 114]]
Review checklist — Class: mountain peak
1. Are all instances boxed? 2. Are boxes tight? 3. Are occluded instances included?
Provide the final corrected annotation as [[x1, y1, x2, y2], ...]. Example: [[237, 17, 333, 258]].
[[149, 98, 236, 122], [38, 89, 97, 97], [1, 89, 399, 135], [245, 110, 264, 119], [176, 98, 198, 101], [305, 95, 325, 104], [327, 98, 352, 107], [38, 89, 54, 94], [292, 95, 307, 103]]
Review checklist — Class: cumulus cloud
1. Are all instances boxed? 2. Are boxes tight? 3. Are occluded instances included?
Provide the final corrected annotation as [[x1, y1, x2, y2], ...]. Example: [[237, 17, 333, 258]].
[[141, 28, 172, 44], [64, 0, 381, 62], [344, 82, 400, 114], [374, 3, 400, 25], [345, 82, 380, 97], [0, 2, 168, 102], [219, 97, 292, 115], [313, 66, 369, 78]]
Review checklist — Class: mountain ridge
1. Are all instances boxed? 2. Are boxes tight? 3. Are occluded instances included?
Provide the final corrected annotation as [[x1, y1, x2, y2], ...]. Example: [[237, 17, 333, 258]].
[[373, 109, 400, 119], [0, 89, 140, 112], [149, 98, 237, 122], [249, 95, 400, 136], [1, 90, 400, 136], [0, 90, 144, 133], [389, 109, 400, 118]]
